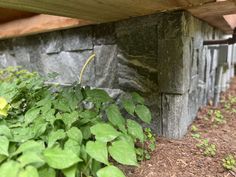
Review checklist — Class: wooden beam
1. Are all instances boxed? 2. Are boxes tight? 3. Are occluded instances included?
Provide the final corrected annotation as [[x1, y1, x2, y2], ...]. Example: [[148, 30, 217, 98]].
[[188, 0, 236, 18], [204, 15, 233, 34], [0, 0, 214, 22], [0, 14, 92, 40], [0, 7, 35, 23], [224, 14, 236, 29], [188, 0, 236, 34]]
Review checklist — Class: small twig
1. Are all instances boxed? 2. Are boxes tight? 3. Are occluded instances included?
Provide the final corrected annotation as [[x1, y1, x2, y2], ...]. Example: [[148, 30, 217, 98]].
[[229, 170, 236, 177]]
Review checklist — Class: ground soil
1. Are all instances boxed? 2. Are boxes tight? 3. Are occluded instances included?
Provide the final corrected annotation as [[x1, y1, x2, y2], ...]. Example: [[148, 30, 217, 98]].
[[128, 77, 236, 177]]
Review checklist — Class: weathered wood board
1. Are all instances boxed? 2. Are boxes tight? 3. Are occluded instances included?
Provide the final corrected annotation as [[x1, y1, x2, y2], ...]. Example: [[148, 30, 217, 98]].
[[0, 14, 91, 39], [0, 0, 214, 22]]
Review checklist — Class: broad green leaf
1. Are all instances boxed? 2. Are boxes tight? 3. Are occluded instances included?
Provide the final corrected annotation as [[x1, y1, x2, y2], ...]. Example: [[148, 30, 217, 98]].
[[131, 92, 145, 104], [86, 141, 109, 165], [118, 134, 134, 145], [0, 97, 8, 109], [53, 99, 71, 112], [24, 108, 40, 125], [108, 140, 138, 166], [18, 165, 39, 177], [91, 160, 102, 176], [0, 104, 10, 117], [80, 126, 91, 140], [127, 119, 144, 142], [62, 88, 79, 111], [40, 102, 52, 113], [62, 111, 79, 128], [43, 147, 82, 169], [38, 166, 56, 177], [62, 165, 77, 177], [43, 109, 56, 123], [79, 110, 97, 120], [0, 160, 21, 177], [86, 89, 112, 103], [13, 140, 45, 156], [91, 123, 120, 142], [135, 105, 152, 123], [0, 108, 8, 117], [106, 104, 125, 127], [64, 139, 81, 156], [37, 97, 52, 107], [32, 123, 48, 138], [122, 99, 135, 116], [0, 125, 12, 139], [18, 151, 45, 167], [0, 154, 7, 163], [48, 129, 66, 147], [11, 127, 35, 142], [0, 136, 9, 156], [97, 165, 125, 177], [67, 127, 83, 144]]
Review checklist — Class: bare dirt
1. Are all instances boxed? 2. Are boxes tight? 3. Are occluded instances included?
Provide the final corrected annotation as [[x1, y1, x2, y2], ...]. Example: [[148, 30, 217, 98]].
[[128, 77, 236, 177]]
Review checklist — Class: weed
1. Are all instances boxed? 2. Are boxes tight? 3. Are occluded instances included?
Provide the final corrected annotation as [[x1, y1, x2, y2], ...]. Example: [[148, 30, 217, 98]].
[[214, 110, 225, 124], [196, 138, 217, 157], [204, 144, 216, 157], [144, 128, 156, 152], [191, 133, 201, 139], [191, 125, 198, 132], [207, 110, 214, 117], [222, 155, 236, 170]]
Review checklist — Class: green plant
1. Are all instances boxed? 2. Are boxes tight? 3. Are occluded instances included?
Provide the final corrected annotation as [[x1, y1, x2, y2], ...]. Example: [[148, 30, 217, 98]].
[[207, 110, 214, 117], [232, 108, 236, 114], [196, 139, 216, 157], [222, 155, 236, 170], [191, 125, 198, 132], [135, 128, 156, 161], [224, 103, 231, 110], [191, 133, 201, 139], [203, 144, 216, 157], [229, 96, 236, 105], [144, 128, 156, 152], [0, 67, 154, 177], [214, 110, 225, 124]]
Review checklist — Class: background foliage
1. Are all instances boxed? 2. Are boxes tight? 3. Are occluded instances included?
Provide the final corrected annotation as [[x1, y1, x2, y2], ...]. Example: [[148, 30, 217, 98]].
[[0, 67, 153, 177]]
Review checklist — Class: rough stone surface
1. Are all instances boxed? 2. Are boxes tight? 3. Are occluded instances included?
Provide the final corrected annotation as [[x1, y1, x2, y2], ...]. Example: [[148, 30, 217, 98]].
[[42, 31, 63, 54], [93, 23, 116, 45], [94, 45, 118, 88], [0, 11, 234, 139], [162, 93, 189, 139], [62, 27, 93, 51]]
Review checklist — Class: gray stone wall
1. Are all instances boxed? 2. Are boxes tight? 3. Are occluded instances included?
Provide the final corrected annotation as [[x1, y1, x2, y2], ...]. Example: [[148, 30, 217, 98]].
[[0, 11, 235, 139]]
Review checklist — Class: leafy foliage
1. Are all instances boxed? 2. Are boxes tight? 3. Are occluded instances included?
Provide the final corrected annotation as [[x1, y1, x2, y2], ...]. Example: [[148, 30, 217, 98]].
[[222, 154, 236, 170], [0, 67, 153, 177], [196, 139, 217, 157]]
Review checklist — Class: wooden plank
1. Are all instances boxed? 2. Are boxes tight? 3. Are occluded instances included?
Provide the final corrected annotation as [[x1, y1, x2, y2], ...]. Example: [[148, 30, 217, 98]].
[[0, 0, 214, 22], [224, 14, 236, 29], [188, 0, 236, 34], [188, 0, 236, 18], [0, 7, 35, 23], [203, 15, 233, 33], [0, 14, 92, 40]]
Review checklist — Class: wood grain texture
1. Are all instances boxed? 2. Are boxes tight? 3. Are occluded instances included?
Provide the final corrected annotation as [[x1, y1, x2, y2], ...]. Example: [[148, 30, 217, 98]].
[[188, 0, 236, 34], [0, 0, 214, 22], [224, 14, 236, 29], [188, 0, 236, 17], [0, 14, 92, 39], [0, 7, 35, 23]]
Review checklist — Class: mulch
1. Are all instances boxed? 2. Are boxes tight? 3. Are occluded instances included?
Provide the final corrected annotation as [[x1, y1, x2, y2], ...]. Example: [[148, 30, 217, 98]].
[[127, 77, 236, 177]]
